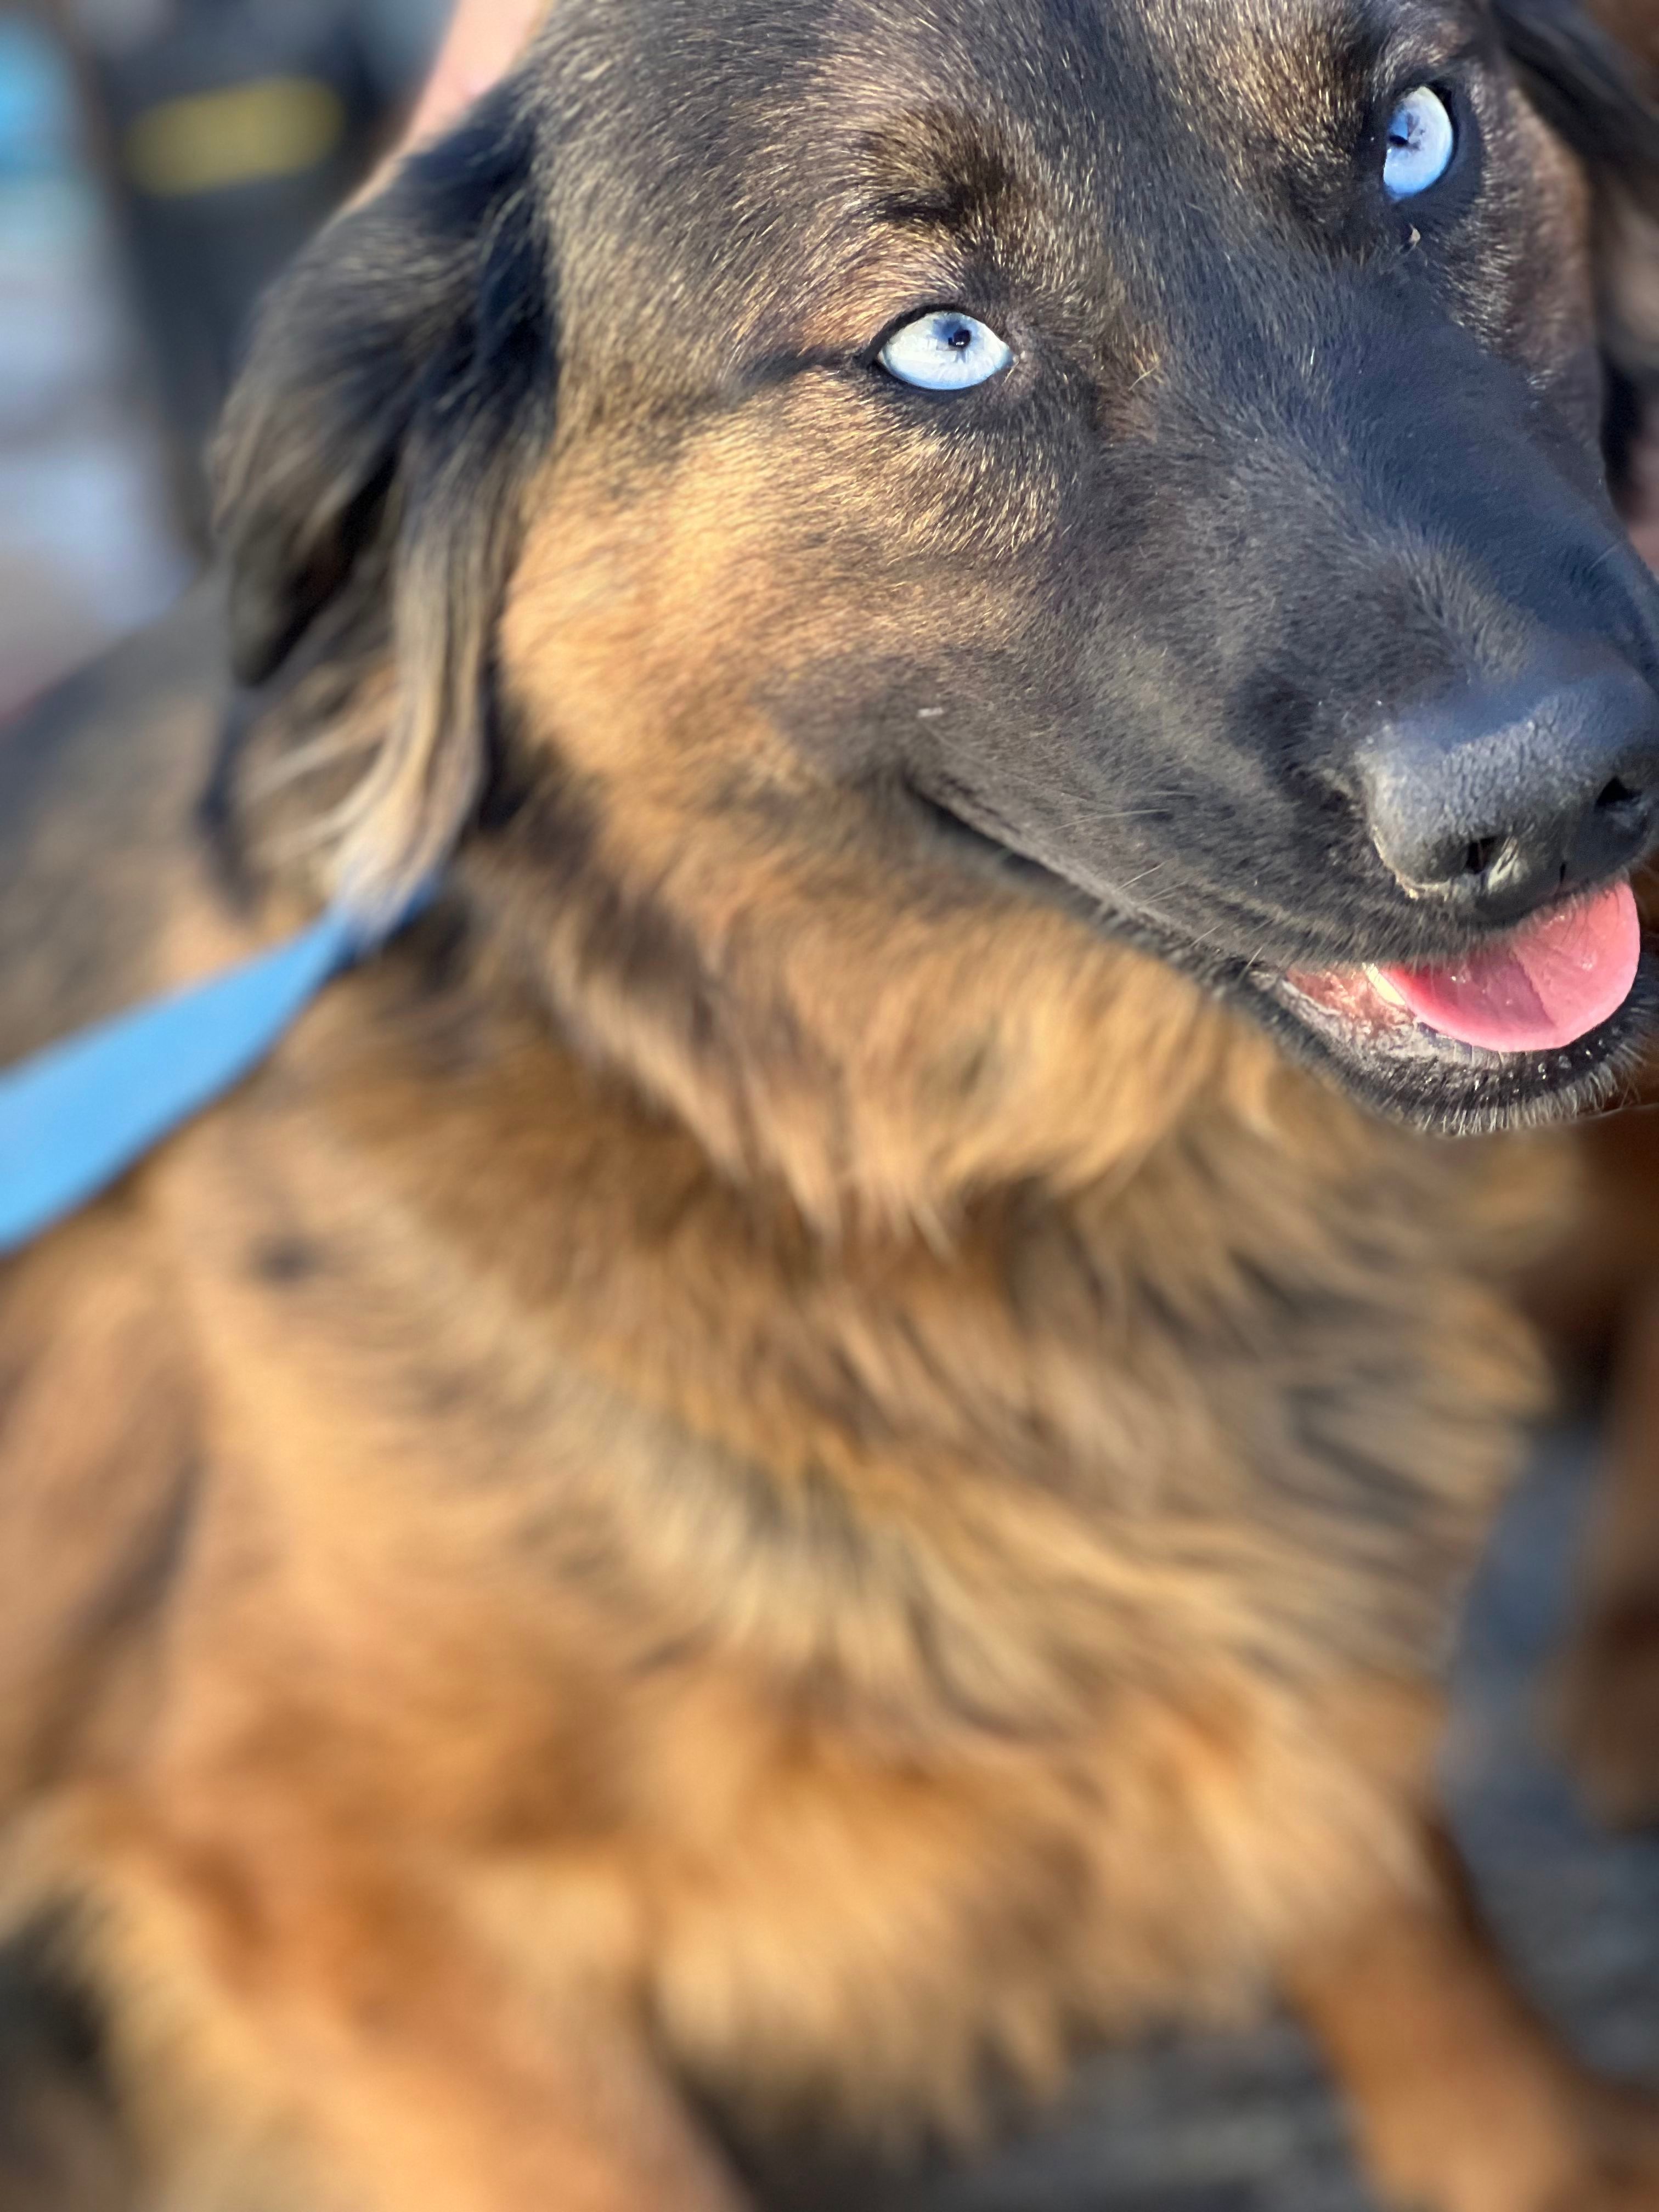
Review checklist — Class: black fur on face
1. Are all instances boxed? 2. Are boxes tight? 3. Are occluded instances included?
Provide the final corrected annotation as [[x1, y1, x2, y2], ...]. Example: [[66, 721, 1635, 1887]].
[[218, 0, 1659, 1139]]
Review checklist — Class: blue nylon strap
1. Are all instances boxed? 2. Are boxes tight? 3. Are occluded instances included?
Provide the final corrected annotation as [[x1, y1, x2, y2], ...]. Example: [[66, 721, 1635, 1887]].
[[0, 907, 362, 1259]]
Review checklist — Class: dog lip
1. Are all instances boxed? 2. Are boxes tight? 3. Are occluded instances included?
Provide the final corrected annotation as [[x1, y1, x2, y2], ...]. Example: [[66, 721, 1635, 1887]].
[[907, 781, 1651, 1128], [1273, 880, 1644, 1058], [905, 776, 1104, 911], [1246, 930, 1654, 1131]]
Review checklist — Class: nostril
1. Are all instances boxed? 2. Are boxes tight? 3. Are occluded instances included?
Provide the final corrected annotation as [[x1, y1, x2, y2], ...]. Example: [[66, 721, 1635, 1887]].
[[1359, 660, 1659, 909]]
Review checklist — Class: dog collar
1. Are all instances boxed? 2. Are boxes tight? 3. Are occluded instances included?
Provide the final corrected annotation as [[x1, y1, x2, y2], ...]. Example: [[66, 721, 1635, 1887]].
[[0, 904, 381, 1258]]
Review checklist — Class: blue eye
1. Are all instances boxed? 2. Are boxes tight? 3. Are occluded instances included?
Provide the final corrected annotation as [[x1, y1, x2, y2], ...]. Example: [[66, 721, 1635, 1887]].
[[879, 310, 1013, 392], [1384, 87, 1455, 199]]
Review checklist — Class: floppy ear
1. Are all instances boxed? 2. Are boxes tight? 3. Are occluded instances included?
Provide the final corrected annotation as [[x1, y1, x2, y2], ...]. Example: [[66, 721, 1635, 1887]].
[[213, 82, 556, 930], [1494, 1, 1659, 478]]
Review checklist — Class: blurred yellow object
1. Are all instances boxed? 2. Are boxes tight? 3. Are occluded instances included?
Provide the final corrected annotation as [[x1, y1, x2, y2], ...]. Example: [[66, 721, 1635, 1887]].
[[124, 77, 346, 198]]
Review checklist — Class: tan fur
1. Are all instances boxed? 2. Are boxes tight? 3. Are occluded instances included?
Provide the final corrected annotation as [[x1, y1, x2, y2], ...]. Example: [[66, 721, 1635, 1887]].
[[0, 577, 1607, 2212]]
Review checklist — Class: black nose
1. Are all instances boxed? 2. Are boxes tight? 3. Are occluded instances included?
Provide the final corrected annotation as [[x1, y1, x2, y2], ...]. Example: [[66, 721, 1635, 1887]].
[[1358, 654, 1659, 920]]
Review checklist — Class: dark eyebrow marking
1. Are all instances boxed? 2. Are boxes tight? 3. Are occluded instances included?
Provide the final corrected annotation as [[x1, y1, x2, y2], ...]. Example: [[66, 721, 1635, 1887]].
[[856, 104, 1017, 242]]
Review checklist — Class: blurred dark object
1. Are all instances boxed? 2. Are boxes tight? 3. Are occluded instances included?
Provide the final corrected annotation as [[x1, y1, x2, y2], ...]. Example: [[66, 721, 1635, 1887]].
[[53, 0, 445, 544], [0, 14, 191, 722]]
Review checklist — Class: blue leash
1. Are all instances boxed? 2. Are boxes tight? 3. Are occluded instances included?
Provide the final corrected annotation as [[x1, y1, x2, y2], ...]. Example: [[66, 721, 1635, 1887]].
[[0, 905, 370, 1258]]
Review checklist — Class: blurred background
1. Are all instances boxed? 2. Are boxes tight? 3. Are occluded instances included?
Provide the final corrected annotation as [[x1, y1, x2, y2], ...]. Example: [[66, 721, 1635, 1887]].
[[0, 0, 449, 725]]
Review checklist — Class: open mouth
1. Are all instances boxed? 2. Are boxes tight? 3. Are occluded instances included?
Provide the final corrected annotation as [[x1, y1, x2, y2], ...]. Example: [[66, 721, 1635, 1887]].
[[1251, 880, 1652, 1131], [910, 779, 1652, 1131]]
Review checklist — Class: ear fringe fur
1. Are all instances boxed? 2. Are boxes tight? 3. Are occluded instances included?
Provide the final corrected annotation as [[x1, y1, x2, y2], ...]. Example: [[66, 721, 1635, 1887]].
[[326, 432, 515, 933], [1497, 0, 1659, 187], [213, 91, 554, 928]]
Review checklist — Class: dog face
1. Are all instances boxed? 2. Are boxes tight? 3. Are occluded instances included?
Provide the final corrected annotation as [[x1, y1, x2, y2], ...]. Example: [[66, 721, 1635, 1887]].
[[218, 0, 1659, 1217]]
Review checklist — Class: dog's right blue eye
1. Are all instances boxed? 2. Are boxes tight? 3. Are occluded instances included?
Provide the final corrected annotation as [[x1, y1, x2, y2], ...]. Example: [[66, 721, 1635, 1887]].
[[879, 311, 1013, 392], [1384, 87, 1455, 199]]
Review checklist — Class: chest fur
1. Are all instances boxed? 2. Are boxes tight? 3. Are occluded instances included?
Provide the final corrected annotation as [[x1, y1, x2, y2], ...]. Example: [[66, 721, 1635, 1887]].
[[2, 956, 1556, 2136]]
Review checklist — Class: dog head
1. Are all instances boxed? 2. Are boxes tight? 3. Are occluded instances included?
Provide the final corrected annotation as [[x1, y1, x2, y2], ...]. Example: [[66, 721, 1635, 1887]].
[[217, 0, 1659, 1227]]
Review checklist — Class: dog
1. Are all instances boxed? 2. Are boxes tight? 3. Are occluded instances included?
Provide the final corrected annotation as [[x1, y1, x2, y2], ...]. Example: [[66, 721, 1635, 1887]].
[[6, 2, 1659, 2207]]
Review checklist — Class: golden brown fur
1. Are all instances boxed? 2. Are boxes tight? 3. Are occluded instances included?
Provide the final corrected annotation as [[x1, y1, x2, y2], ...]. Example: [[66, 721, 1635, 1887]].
[[0, 640, 1566, 2199]]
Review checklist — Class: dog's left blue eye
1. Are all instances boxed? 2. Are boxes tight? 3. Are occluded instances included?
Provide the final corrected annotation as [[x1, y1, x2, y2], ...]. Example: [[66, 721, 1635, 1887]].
[[1383, 87, 1455, 199], [879, 311, 1012, 392]]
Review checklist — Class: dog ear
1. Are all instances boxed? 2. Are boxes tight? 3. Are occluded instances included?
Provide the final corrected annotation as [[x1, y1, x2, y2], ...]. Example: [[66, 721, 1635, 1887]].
[[1494, 2, 1659, 465], [213, 84, 555, 929], [1495, 1, 1659, 182]]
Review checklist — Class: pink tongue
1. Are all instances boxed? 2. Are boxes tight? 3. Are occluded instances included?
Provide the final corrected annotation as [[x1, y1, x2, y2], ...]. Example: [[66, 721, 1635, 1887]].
[[1381, 883, 1641, 1054]]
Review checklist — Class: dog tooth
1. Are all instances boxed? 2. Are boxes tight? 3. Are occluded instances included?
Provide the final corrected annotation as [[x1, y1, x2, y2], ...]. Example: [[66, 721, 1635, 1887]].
[[1364, 964, 1408, 1008]]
